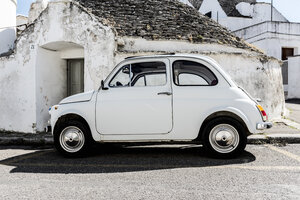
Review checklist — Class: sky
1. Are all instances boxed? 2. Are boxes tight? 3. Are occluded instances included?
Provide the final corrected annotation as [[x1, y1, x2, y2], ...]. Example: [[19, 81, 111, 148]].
[[256, 0, 300, 22], [17, 0, 300, 23], [17, 0, 35, 16]]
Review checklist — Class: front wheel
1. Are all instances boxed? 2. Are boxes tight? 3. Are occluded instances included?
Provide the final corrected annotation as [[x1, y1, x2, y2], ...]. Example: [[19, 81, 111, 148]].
[[54, 120, 92, 157], [202, 117, 247, 158]]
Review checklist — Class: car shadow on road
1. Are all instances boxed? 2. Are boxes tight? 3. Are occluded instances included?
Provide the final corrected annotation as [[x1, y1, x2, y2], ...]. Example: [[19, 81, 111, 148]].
[[0, 144, 256, 174]]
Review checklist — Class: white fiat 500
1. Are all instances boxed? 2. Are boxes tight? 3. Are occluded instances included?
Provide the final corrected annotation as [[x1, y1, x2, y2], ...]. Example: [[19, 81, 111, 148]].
[[49, 54, 272, 158]]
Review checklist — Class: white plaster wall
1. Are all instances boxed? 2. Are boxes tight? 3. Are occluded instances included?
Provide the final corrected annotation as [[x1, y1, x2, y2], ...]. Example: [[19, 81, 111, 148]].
[[234, 22, 300, 59], [199, 0, 227, 22], [35, 47, 67, 131], [28, 0, 49, 23], [219, 17, 253, 32], [0, 1, 116, 132], [250, 35, 300, 60], [61, 48, 84, 59], [252, 3, 287, 23], [120, 37, 254, 55], [0, 39, 37, 133], [217, 3, 288, 32], [35, 1, 115, 131], [287, 56, 300, 99], [0, 0, 16, 54]]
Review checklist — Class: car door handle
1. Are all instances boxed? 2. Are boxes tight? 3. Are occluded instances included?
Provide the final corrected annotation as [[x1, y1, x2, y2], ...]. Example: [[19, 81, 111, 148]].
[[157, 92, 172, 96]]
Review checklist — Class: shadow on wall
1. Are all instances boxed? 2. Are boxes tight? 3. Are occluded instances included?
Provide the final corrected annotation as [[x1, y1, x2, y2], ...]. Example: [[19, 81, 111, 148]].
[[286, 99, 300, 105], [0, 145, 256, 174]]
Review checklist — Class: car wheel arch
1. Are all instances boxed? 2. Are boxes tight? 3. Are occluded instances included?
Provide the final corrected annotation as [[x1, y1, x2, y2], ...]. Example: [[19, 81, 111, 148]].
[[196, 111, 250, 141], [53, 113, 91, 136]]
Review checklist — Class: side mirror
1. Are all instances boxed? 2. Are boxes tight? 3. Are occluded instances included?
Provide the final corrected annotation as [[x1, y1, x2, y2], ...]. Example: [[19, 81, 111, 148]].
[[122, 66, 130, 74], [100, 80, 109, 91], [256, 98, 262, 103]]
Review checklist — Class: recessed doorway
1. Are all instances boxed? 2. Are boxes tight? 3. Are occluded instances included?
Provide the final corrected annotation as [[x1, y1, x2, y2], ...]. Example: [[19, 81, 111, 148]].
[[67, 59, 84, 96]]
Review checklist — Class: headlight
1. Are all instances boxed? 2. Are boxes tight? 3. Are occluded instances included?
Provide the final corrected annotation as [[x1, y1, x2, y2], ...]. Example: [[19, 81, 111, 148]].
[[49, 105, 59, 115]]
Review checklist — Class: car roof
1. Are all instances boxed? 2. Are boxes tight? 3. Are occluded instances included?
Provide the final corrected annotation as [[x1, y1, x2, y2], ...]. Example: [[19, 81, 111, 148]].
[[125, 53, 212, 61]]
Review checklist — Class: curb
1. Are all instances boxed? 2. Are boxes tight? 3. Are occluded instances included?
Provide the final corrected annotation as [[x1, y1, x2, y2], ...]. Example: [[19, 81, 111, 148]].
[[247, 134, 300, 145], [1, 133, 300, 146], [0, 133, 53, 146]]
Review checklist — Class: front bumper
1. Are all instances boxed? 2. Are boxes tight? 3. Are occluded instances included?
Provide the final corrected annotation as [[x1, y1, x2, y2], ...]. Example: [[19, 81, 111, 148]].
[[45, 125, 52, 133], [45, 119, 52, 133], [256, 122, 273, 130]]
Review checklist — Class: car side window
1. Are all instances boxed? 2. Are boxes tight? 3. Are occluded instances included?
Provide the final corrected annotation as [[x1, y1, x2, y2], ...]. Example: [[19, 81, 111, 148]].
[[109, 65, 131, 87], [109, 62, 167, 87], [173, 60, 218, 86]]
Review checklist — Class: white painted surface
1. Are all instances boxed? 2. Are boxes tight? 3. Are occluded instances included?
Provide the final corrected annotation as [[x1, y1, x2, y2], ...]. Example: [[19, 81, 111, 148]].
[[35, 47, 68, 131], [234, 22, 300, 60], [0, 45, 37, 133], [60, 90, 94, 104], [233, 21, 300, 99], [60, 48, 84, 59], [96, 58, 173, 135], [120, 37, 254, 55], [28, 0, 49, 23], [250, 3, 287, 23], [208, 2, 289, 32], [199, 0, 227, 22], [0, 0, 16, 54], [287, 56, 300, 99], [0, 1, 115, 133]]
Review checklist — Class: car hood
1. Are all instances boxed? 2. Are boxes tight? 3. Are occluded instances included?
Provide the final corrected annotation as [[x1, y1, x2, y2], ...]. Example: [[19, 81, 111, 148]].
[[59, 90, 95, 104]]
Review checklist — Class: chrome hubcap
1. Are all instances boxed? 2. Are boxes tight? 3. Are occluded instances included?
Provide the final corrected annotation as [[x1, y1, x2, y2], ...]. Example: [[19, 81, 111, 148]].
[[59, 126, 85, 153], [209, 124, 239, 154]]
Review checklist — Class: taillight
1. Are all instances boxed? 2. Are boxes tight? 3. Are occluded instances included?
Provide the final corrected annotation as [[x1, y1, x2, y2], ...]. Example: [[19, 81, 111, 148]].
[[257, 105, 268, 121]]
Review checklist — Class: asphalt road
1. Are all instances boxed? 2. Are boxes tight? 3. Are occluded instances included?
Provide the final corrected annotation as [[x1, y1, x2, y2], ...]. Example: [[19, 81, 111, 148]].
[[1, 144, 300, 200]]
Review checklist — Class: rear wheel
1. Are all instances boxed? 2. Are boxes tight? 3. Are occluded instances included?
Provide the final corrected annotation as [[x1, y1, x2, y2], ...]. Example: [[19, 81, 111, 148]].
[[54, 120, 92, 157], [203, 117, 247, 158]]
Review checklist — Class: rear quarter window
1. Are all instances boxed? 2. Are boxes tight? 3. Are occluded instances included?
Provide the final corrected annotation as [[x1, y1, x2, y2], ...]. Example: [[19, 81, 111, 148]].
[[173, 60, 218, 86]]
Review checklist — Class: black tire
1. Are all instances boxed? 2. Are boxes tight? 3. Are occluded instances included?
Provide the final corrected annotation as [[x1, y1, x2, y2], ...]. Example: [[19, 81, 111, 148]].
[[54, 120, 92, 157], [202, 117, 247, 158]]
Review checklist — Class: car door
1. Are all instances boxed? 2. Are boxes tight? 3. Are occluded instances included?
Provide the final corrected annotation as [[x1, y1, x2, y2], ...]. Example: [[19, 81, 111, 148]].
[[170, 58, 230, 139], [96, 58, 173, 135]]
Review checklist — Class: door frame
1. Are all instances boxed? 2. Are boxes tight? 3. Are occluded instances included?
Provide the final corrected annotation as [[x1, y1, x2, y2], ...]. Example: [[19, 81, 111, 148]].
[[67, 59, 84, 96]]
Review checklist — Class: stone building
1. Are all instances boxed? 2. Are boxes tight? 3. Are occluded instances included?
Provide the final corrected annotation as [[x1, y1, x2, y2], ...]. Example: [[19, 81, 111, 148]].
[[0, 0, 284, 133], [188, 0, 300, 99]]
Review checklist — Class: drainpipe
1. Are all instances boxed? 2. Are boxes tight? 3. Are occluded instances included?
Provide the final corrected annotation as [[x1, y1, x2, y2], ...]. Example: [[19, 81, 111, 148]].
[[271, 0, 273, 22]]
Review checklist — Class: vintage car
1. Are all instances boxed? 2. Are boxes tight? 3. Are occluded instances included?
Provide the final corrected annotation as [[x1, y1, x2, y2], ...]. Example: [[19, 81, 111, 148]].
[[49, 54, 272, 158]]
